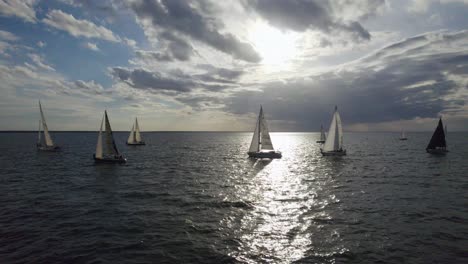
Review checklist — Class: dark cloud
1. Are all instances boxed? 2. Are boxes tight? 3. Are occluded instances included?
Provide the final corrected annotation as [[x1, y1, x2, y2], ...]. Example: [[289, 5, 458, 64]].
[[244, 0, 385, 41], [110, 65, 244, 94], [111, 67, 193, 93], [129, 0, 261, 62]]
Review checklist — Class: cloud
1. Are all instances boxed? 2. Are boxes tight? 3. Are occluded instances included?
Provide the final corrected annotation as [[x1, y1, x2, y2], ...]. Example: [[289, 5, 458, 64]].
[[0, 30, 19, 41], [37, 41, 46, 48], [110, 67, 194, 93], [84, 42, 99, 51], [28, 54, 55, 71], [218, 30, 468, 131], [0, 0, 37, 23], [110, 64, 243, 94], [244, 0, 384, 41], [42, 9, 120, 42], [129, 0, 261, 62]]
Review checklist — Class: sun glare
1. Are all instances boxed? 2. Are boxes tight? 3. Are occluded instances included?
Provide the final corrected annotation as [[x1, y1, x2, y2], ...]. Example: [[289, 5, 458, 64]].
[[248, 22, 299, 70]]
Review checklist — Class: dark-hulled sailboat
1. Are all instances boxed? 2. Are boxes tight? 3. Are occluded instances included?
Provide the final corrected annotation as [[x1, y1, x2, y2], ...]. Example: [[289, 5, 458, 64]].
[[426, 118, 448, 154], [94, 110, 126, 163]]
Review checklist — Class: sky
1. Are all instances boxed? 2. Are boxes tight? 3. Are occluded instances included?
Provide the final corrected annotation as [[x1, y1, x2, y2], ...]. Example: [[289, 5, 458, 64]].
[[0, 0, 467, 131]]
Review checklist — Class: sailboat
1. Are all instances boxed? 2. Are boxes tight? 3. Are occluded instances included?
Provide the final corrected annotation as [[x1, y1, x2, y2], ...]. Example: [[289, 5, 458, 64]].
[[316, 125, 326, 143], [426, 117, 448, 154], [94, 110, 126, 163], [320, 106, 346, 156], [247, 106, 282, 159], [399, 130, 408, 140], [37, 101, 60, 151], [127, 117, 145, 145]]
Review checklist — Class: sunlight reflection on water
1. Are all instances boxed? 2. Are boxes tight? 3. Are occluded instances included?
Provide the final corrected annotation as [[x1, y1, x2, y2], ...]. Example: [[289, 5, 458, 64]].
[[225, 133, 345, 263]]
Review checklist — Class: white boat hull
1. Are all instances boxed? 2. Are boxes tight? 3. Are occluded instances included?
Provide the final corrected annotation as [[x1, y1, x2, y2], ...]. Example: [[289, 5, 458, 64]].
[[248, 151, 282, 159], [321, 149, 346, 156]]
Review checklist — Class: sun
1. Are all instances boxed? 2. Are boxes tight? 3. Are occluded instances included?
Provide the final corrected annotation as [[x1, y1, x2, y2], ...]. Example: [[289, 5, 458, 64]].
[[248, 22, 299, 69]]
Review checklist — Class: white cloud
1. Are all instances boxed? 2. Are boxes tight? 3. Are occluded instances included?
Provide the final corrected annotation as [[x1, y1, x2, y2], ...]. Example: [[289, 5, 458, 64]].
[[42, 9, 120, 42], [84, 42, 99, 51], [0, 30, 19, 41], [124, 37, 137, 49], [28, 54, 55, 72], [37, 41, 46, 48], [0, 0, 37, 23]]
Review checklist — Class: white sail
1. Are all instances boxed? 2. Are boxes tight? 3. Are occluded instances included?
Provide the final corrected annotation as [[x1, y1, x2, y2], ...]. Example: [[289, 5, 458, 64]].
[[400, 130, 406, 138], [135, 118, 142, 142], [39, 101, 54, 147], [104, 111, 119, 156], [320, 125, 326, 141], [127, 124, 135, 144], [95, 116, 104, 158], [323, 107, 343, 152], [37, 120, 42, 144], [260, 108, 274, 150], [249, 110, 260, 152]]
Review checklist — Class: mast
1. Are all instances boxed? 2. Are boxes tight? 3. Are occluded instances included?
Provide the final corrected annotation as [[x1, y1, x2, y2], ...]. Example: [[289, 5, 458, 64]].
[[95, 115, 104, 158], [37, 120, 42, 145], [258, 106, 262, 151]]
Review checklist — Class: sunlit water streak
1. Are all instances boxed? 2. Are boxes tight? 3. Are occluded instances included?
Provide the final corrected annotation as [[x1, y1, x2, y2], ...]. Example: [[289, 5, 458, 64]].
[[0, 132, 467, 263]]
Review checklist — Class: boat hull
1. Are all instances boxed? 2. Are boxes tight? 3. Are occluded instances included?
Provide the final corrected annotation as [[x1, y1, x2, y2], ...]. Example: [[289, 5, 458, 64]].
[[426, 148, 448, 154], [127, 141, 146, 145], [94, 155, 127, 163], [37, 145, 61, 152], [248, 151, 282, 159], [316, 140, 325, 143], [321, 149, 347, 156], [399, 138, 408, 141]]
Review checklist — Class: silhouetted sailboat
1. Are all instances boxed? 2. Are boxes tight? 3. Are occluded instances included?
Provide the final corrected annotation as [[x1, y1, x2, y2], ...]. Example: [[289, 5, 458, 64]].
[[321, 106, 346, 156], [247, 106, 281, 159], [399, 130, 407, 140], [426, 118, 448, 154], [94, 110, 126, 163], [127, 117, 145, 145], [37, 101, 60, 151], [316, 125, 326, 143]]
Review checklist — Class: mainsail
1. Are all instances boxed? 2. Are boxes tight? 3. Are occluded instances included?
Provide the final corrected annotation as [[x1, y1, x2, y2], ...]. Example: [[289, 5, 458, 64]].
[[135, 118, 142, 142], [37, 120, 42, 145], [400, 130, 406, 138], [249, 106, 275, 152], [320, 125, 326, 141], [426, 118, 446, 150], [323, 106, 343, 152], [127, 124, 135, 144], [96, 111, 120, 158], [39, 101, 55, 147]]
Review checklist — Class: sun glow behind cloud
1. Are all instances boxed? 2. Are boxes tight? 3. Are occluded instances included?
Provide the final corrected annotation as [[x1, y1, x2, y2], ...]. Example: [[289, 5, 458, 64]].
[[248, 22, 299, 71]]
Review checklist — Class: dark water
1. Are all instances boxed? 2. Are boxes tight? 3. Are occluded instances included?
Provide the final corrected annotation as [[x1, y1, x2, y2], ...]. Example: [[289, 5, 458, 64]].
[[0, 132, 467, 263]]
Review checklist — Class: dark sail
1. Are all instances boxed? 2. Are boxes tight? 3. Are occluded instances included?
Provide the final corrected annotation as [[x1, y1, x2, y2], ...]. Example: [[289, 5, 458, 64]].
[[426, 118, 446, 150]]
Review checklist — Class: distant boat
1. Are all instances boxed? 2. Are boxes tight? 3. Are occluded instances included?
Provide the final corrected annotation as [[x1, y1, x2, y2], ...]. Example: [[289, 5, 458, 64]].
[[37, 101, 60, 151], [321, 106, 346, 156], [127, 117, 145, 145], [94, 110, 126, 163], [247, 106, 281, 159], [399, 130, 408, 140], [426, 117, 448, 154], [316, 125, 326, 143]]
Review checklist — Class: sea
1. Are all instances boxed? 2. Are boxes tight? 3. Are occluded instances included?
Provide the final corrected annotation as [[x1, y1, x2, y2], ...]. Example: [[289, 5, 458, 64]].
[[0, 132, 467, 264]]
